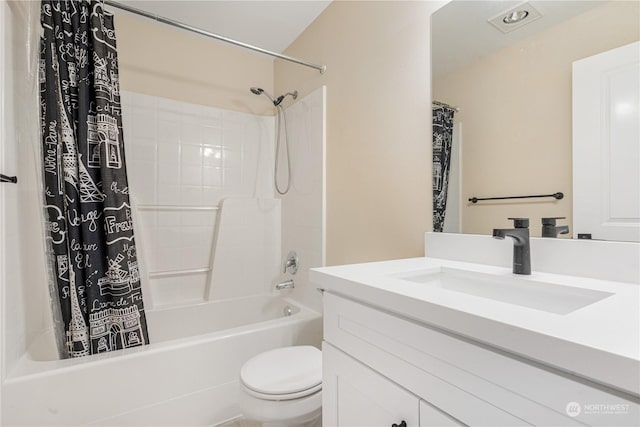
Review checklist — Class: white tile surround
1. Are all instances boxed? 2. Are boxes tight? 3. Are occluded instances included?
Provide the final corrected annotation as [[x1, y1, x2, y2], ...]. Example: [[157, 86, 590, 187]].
[[278, 87, 326, 312], [121, 91, 275, 207], [121, 91, 276, 307]]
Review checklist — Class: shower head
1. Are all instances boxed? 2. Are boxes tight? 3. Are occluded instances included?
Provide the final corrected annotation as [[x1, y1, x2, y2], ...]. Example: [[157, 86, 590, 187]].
[[250, 87, 277, 105], [250, 87, 298, 107]]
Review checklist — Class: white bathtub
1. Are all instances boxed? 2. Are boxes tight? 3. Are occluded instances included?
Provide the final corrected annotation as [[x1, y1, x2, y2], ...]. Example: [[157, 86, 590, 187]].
[[1, 295, 322, 426]]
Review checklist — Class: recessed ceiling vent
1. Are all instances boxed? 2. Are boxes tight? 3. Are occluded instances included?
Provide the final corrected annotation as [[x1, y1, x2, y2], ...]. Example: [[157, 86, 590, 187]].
[[488, 2, 542, 33]]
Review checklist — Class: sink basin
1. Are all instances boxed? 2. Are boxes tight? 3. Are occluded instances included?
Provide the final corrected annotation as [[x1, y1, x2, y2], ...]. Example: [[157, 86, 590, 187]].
[[392, 267, 614, 314]]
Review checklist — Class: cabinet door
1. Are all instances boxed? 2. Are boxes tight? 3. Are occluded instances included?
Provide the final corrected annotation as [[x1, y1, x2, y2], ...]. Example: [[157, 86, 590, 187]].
[[419, 400, 464, 427], [323, 342, 419, 427]]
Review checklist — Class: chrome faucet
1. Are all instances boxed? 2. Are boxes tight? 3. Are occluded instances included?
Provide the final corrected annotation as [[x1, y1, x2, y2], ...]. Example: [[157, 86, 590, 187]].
[[275, 279, 295, 290], [541, 217, 569, 238], [493, 218, 531, 275]]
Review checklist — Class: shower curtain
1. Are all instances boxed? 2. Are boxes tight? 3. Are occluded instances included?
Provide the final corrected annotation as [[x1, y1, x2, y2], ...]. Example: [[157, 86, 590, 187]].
[[432, 106, 455, 232], [40, 0, 149, 358]]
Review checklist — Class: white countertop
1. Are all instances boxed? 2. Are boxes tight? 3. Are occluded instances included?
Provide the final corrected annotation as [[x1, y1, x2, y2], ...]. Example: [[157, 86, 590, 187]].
[[310, 257, 640, 396]]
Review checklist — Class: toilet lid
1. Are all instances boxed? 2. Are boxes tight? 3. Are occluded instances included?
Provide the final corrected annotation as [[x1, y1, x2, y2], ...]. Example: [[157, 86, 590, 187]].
[[240, 346, 322, 397]]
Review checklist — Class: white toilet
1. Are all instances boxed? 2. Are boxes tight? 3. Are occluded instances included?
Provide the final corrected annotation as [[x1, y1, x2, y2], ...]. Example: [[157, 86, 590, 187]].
[[238, 346, 322, 427]]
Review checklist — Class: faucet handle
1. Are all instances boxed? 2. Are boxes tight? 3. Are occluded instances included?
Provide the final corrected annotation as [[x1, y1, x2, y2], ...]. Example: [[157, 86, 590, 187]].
[[283, 250, 299, 274], [541, 217, 566, 226], [508, 217, 529, 228]]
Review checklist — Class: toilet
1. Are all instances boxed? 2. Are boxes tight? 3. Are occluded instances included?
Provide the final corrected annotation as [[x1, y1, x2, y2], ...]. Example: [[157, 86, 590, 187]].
[[238, 346, 322, 427]]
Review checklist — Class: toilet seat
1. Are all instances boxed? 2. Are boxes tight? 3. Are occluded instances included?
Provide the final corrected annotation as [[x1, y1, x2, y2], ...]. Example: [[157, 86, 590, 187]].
[[241, 382, 322, 401], [240, 346, 322, 401]]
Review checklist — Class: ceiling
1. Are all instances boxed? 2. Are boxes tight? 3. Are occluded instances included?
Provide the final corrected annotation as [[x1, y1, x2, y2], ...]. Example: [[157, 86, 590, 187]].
[[432, 0, 606, 77], [108, 1, 607, 75], [110, 0, 332, 54]]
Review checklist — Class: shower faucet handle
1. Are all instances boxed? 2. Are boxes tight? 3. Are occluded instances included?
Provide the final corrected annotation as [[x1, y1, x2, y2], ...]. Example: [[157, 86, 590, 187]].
[[283, 250, 299, 275]]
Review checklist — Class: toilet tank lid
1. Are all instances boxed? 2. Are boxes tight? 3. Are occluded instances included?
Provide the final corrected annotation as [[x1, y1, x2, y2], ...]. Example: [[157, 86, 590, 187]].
[[240, 346, 322, 395]]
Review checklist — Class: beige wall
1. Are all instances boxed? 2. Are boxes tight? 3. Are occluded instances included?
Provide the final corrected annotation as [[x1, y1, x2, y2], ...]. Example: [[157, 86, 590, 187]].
[[114, 11, 275, 116], [276, 1, 444, 265], [434, 1, 640, 237]]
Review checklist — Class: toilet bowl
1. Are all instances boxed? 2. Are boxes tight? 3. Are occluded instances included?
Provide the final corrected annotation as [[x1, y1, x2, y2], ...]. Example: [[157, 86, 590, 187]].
[[238, 346, 322, 427]]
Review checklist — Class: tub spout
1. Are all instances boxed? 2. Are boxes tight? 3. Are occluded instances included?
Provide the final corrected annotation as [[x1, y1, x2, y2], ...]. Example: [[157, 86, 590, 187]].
[[275, 279, 295, 291]]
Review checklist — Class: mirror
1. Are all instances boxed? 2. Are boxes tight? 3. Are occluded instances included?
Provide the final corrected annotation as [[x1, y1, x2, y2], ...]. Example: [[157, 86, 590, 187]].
[[431, 0, 640, 240]]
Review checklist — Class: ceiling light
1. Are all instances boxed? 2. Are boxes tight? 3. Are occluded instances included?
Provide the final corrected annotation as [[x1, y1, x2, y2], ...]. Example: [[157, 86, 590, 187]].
[[503, 10, 529, 24], [488, 2, 542, 34]]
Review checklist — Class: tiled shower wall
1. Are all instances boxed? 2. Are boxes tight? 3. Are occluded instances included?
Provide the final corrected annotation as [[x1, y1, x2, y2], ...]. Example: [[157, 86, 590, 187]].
[[278, 87, 326, 313], [121, 91, 275, 307]]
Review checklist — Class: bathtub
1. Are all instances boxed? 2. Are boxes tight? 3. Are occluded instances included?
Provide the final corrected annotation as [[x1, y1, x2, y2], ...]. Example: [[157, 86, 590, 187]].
[[1, 295, 322, 426]]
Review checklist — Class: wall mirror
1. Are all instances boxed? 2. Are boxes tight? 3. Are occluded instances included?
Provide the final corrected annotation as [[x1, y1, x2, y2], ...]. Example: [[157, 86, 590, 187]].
[[431, 0, 639, 241]]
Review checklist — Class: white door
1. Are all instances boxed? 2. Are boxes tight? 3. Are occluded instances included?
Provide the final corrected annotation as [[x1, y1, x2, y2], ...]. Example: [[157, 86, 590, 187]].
[[573, 41, 640, 242], [323, 343, 420, 427]]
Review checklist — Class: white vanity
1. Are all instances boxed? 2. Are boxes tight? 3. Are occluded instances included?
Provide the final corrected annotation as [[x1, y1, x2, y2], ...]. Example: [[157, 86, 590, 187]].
[[311, 234, 640, 426]]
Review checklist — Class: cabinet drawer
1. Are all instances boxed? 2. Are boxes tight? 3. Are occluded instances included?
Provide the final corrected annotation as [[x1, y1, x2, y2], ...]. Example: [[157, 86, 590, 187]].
[[324, 293, 639, 426]]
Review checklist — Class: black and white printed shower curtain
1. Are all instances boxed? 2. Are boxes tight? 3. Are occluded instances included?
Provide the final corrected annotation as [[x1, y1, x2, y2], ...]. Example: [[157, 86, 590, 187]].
[[40, 0, 149, 358], [432, 106, 455, 232]]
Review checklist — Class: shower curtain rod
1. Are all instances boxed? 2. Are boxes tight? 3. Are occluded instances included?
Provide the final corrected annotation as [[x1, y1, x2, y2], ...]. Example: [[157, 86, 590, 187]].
[[103, 0, 327, 74], [432, 100, 460, 112]]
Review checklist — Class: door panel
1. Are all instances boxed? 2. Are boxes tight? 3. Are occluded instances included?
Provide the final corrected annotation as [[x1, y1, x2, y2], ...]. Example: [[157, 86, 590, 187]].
[[573, 41, 640, 241]]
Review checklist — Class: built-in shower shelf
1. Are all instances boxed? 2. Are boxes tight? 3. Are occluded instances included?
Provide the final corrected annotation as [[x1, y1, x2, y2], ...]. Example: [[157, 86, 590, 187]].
[[137, 204, 219, 211]]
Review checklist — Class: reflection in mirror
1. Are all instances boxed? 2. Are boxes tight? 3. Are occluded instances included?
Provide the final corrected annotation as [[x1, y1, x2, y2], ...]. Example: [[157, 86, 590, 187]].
[[431, 0, 639, 240]]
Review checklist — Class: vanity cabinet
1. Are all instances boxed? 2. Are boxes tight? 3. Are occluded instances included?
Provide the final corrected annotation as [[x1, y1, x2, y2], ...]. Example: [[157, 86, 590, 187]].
[[322, 292, 639, 427]]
